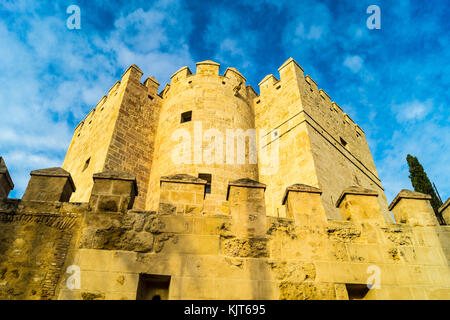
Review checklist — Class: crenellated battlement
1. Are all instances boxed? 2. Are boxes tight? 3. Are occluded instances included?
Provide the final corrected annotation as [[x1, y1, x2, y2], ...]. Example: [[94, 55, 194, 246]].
[[166, 60, 254, 102], [257, 58, 364, 138], [0, 160, 448, 300], [0, 160, 442, 231]]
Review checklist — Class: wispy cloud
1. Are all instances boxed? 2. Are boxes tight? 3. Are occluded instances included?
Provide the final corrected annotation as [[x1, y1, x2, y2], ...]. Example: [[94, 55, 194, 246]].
[[343, 55, 364, 73], [0, 0, 194, 197], [392, 99, 433, 123]]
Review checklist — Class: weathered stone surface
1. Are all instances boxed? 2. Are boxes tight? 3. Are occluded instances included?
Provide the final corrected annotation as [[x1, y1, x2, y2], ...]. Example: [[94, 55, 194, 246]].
[[79, 211, 166, 253], [390, 189, 438, 226], [336, 186, 385, 225], [22, 167, 75, 202], [160, 174, 207, 184], [89, 171, 138, 213], [223, 238, 268, 258]]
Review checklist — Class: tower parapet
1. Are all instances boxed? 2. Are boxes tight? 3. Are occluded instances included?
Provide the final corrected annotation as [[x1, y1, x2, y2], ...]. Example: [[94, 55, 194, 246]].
[[389, 189, 439, 226], [22, 167, 75, 202], [336, 186, 385, 225]]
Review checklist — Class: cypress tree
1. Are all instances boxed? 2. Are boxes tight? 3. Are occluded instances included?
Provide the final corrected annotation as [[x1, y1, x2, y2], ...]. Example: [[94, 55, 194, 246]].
[[406, 154, 444, 224]]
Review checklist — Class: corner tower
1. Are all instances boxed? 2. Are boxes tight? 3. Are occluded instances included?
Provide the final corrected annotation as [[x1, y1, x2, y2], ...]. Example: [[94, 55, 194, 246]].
[[62, 65, 162, 209], [255, 58, 391, 221]]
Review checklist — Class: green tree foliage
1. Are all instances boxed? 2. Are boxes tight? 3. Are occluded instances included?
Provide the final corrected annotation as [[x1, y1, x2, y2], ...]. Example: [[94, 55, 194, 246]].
[[406, 154, 444, 224]]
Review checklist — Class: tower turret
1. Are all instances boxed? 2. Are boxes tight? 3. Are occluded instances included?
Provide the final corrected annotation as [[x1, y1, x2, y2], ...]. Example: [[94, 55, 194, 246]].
[[146, 60, 258, 213]]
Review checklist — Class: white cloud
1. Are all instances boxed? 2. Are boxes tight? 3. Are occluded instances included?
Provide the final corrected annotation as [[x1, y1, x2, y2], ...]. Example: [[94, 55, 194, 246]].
[[203, 7, 258, 72], [343, 55, 364, 73], [0, 0, 194, 198], [392, 99, 433, 123]]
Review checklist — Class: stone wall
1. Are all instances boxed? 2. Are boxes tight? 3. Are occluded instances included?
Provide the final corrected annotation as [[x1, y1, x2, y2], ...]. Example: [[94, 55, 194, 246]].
[[0, 164, 449, 300], [0, 199, 82, 300], [55, 174, 449, 300]]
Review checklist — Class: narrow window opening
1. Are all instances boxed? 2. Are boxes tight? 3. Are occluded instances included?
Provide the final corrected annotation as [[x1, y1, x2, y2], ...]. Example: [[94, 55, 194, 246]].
[[340, 137, 348, 149], [198, 173, 212, 194], [136, 274, 171, 300], [82, 157, 90, 172], [148, 94, 154, 100], [181, 111, 192, 123]]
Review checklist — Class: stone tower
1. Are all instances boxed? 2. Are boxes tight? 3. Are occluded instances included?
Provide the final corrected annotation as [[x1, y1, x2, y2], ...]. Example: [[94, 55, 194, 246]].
[[255, 58, 390, 221], [62, 65, 162, 209], [146, 61, 258, 213]]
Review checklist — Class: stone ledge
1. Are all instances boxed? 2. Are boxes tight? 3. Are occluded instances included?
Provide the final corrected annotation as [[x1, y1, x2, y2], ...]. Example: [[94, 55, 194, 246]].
[[93, 171, 138, 195], [144, 76, 160, 86], [160, 174, 207, 185], [228, 178, 266, 189], [93, 171, 136, 181], [305, 75, 318, 87], [282, 184, 322, 205], [388, 189, 432, 211], [226, 178, 266, 200], [335, 186, 378, 207], [258, 74, 279, 87], [196, 60, 220, 66]]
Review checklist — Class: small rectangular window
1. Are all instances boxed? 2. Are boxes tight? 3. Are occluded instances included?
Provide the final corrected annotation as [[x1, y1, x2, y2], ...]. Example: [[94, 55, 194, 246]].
[[136, 274, 171, 300], [181, 111, 192, 123], [198, 173, 212, 194], [340, 137, 348, 148]]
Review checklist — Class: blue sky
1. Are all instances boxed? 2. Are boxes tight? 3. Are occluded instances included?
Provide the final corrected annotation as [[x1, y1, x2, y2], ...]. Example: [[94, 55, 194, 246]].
[[0, 0, 449, 204]]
